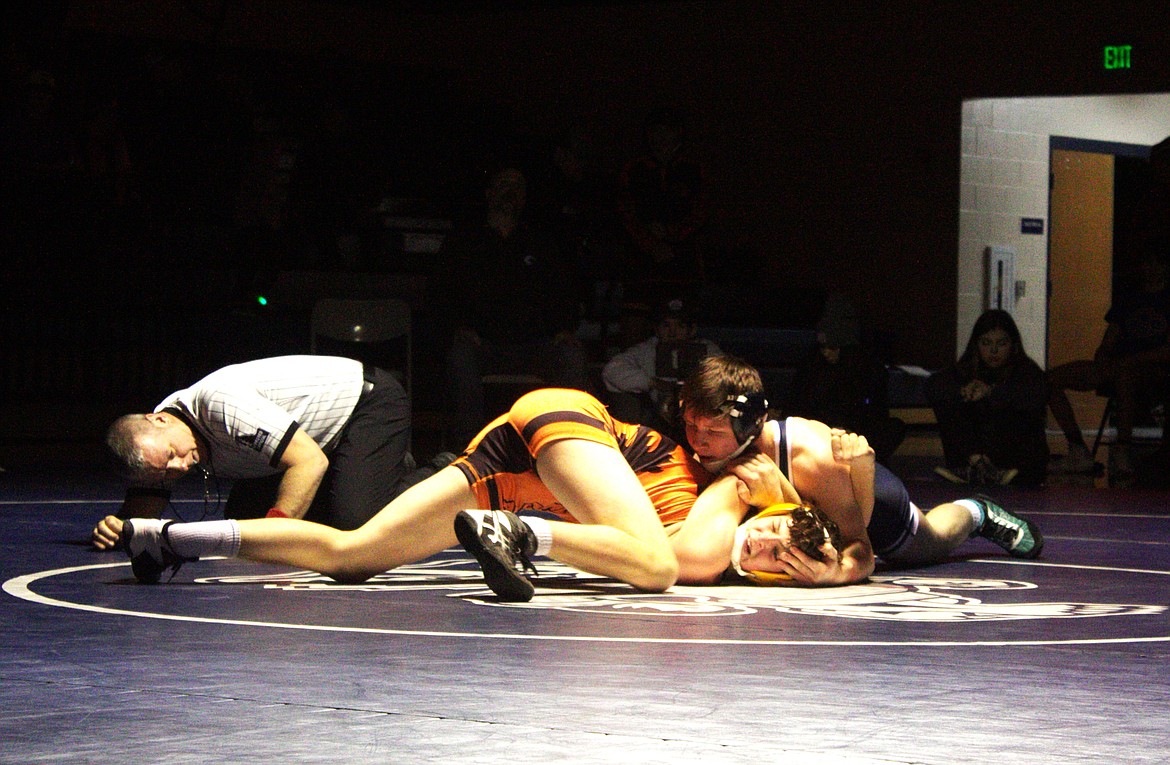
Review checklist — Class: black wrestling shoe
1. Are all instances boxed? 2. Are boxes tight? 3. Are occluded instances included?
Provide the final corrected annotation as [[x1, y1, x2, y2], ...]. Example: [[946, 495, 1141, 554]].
[[121, 519, 196, 584], [970, 495, 1044, 559], [454, 510, 538, 602]]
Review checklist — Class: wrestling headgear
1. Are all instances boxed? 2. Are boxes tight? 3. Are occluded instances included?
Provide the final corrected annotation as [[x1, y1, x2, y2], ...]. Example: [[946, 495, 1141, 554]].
[[691, 392, 768, 472], [721, 392, 768, 445], [729, 503, 802, 585]]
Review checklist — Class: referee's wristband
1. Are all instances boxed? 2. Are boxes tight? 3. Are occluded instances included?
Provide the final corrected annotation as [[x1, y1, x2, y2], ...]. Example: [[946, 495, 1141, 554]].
[[265, 507, 290, 519]]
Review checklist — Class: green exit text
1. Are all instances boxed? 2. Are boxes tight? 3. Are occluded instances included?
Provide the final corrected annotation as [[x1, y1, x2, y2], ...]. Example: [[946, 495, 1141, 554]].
[[1104, 45, 1132, 70]]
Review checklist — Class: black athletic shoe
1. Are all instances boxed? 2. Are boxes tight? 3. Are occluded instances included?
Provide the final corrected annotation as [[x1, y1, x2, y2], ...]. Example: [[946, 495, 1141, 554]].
[[971, 495, 1044, 559], [454, 510, 538, 602], [121, 519, 195, 584]]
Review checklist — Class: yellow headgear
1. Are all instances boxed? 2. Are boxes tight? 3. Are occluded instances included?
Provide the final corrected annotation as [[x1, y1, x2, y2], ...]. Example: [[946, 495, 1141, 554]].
[[734, 503, 802, 585]]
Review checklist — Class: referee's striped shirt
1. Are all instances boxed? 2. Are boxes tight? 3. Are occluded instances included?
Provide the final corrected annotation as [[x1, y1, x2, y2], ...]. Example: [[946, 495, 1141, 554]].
[[155, 355, 365, 479]]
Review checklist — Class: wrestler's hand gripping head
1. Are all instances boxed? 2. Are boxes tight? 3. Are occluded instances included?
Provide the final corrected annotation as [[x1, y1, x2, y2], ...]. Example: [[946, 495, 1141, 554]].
[[730, 503, 842, 585]]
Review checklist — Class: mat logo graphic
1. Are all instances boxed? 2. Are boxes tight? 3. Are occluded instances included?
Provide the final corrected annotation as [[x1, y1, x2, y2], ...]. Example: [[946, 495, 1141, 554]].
[[196, 561, 1165, 622]]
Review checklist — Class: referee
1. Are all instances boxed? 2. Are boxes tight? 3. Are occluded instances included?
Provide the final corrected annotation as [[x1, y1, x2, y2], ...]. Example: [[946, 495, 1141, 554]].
[[92, 355, 445, 549]]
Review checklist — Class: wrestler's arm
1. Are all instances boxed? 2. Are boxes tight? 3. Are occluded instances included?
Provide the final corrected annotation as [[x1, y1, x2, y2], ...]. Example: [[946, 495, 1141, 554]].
[[670, 474, 750, 585], [733, 445, 874, 586], [831, 429, 876, 525], [727, 451, 794, 508], [800, 429, 875, 585], [772, 419, 873, 585]]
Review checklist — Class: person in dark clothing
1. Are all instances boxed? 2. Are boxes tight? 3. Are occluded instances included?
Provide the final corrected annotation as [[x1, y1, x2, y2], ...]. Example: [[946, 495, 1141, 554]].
[[1047, 246, 1170, 478], [788, 296, 905, 463], [434, 167, 588, 446], [926, 309, 1049, 486], [616, 108, 710, 290]]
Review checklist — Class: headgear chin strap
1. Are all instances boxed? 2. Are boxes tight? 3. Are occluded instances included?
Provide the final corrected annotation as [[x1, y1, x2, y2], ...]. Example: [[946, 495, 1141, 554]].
[[729, 503, 801, 585], [696, 440, 751, 474]]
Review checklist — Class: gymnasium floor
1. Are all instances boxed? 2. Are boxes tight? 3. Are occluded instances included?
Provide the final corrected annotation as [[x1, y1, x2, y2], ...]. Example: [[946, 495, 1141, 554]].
[[2, 449, 1169, 765]]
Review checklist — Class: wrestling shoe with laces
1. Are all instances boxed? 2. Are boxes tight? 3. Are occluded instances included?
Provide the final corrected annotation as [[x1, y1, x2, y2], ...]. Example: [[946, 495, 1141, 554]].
[[121, 519, 196, 584], [454, 510, 538, 602], [970, 495, 1044, 559]]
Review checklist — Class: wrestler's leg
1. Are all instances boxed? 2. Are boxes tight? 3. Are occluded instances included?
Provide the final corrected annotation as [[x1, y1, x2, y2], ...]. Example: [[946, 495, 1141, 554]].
[[884, 495, 1041, 564], [534, 438, 678, 591], [864, 463, 972, 567], [883, 502, 974, 565], [234, 466, 477, 583]]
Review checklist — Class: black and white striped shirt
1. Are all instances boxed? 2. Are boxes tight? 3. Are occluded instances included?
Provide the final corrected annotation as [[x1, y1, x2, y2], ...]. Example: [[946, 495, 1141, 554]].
[[155, 355, 364, 479]]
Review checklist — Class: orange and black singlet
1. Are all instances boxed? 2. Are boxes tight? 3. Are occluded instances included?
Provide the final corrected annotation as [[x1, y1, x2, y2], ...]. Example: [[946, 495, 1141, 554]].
[[451, 388, 712, 525]]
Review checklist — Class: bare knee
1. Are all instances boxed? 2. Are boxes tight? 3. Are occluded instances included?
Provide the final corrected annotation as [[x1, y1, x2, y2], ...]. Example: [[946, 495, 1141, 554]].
[[315, 534, 383, 584], [631, 554, 679, 593]]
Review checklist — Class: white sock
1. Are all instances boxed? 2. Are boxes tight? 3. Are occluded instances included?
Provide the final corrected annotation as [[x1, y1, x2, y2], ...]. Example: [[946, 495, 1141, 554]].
[[520, 516, 554, 557], [954, 499, 985, 533], [167, 520, 241, 559]]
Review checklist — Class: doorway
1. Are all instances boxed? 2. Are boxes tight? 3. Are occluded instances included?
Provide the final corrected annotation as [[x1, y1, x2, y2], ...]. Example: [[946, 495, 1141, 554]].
[[1046, 137, 1152, 434]]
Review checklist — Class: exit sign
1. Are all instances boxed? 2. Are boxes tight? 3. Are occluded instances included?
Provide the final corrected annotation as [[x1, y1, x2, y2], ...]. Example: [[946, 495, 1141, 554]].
[[1104, 45, 1132, 70]]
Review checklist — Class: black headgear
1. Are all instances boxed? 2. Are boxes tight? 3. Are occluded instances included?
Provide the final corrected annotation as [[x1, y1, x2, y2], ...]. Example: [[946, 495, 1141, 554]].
[[720, 392, 768, 445]]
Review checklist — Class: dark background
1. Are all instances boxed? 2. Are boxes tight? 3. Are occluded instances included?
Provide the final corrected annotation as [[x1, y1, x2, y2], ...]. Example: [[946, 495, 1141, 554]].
[[2, 0, 1167, 448]]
